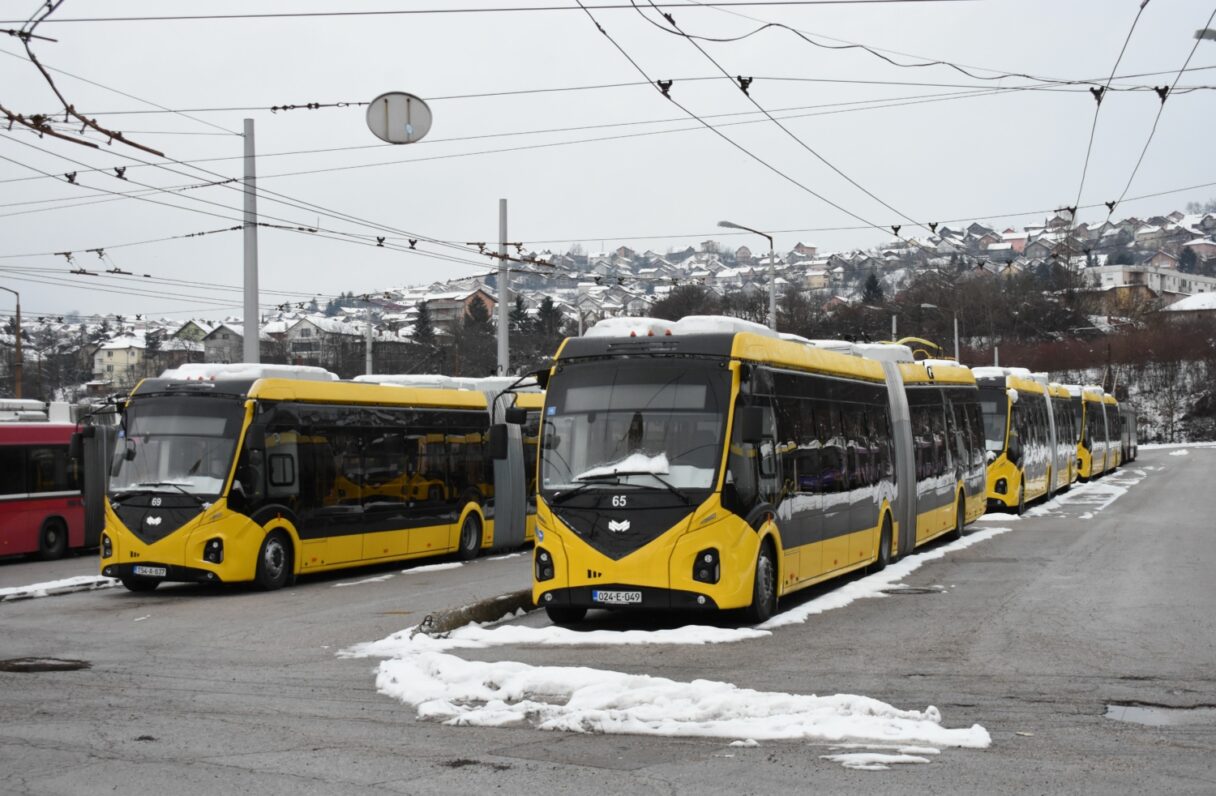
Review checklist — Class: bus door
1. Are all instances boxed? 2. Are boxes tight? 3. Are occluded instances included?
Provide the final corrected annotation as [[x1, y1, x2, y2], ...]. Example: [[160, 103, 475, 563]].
[[490, 422, 527, 548], [814, 403, 851, 572]]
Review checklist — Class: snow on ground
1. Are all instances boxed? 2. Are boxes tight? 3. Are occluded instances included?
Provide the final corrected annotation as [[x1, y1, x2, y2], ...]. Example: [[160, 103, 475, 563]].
[[820, 751, 933, 771], [0, 575, 119, 601], [1169, 449, 1190, 456], [760, 526, 1012, 629], [1139, 442, 1216, 450], [1024, 468, 1144, 518], [402, 561, 465, 575], [373, 650, 991, 749], [333, 573, 396, 588]]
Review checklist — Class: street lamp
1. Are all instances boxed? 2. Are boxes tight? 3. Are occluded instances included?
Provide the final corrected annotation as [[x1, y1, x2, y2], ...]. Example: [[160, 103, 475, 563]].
[[0, 285, 21, 398], [718, 220, 777, 330], [920, 302, 960, 364]]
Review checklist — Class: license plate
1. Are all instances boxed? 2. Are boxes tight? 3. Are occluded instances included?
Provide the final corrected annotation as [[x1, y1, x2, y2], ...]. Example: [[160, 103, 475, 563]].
[[592, 589, 642, 605], [132, 565, 167, 578]]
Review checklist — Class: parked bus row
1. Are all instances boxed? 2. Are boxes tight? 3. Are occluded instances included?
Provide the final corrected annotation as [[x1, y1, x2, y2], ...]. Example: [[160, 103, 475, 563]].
[[529, 316, 1138, 624]]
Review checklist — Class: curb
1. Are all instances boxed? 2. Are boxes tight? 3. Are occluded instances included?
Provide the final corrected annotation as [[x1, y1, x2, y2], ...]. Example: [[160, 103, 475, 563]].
[[413, 588, 535, 637]]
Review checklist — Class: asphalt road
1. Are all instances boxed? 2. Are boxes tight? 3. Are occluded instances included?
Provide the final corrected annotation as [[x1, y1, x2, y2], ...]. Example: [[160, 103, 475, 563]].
[[2, 447, 1214, 794]]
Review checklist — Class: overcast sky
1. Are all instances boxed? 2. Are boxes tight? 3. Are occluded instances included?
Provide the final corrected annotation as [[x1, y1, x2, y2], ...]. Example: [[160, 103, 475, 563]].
[[2, 0, 1214, 322]]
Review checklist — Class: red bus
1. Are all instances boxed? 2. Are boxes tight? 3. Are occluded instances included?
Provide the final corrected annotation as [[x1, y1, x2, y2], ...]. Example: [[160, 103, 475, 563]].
[[0, 423, 86, 559]]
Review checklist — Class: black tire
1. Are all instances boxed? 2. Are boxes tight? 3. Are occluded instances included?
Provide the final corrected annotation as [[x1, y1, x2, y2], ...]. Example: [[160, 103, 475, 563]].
[[950, 497, 966, 541], [874, 516, 892, 571], [120, 576, 159, 593], [741, 540, 778, 625], [255, 531, 292, 591], [545, 605, 587, 625], [1015, 483, 1026, 516], [456, 512, 482, 561], [37, 519, 69, 561]]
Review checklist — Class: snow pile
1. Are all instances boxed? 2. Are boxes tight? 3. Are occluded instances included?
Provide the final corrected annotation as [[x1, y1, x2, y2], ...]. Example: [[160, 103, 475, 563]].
[[333, 573, 395, 588], [403, 561, 465, 575], [373, 651, 991, 748], [0, 575, 120, 601], [1169, 449, 1190, 457], [821, 751, 934, 771]]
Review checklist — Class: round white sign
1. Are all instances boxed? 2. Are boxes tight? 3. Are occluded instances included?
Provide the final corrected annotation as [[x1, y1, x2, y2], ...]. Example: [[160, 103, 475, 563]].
[[365, 92, 433, 144]]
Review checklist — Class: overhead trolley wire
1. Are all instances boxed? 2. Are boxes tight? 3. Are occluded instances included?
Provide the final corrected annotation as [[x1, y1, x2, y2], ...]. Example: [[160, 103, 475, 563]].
[[1110, 5, 1216, 214]]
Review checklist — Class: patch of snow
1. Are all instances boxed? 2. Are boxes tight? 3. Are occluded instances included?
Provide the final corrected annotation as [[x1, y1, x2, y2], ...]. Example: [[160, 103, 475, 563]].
[[729, 738, 759, 747], [133, 615, 150, 622], [575, 452, 669, 481], [402, 562, 465, 575], [1079, 512, 1094, 520], [159, 362, 336, 381], [1169, 449, 1190, 457], [372, 652, 990, 748], [0, 575, 120, 601], [977, 512, 1019, 521], [760, 526, 1013, 629], [333, 573, 396, 587], [820, 752, 933, 770]]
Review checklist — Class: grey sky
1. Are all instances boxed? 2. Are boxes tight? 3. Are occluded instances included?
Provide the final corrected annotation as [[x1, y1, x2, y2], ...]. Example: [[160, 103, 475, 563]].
[[2, 0, 1214, 321]]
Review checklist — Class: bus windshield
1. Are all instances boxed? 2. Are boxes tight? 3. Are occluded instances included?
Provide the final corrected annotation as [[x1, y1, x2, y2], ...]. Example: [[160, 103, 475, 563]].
[[110, 396, 247, 498], [978, 388, 1009, 453], [540, 360, 730, 495]]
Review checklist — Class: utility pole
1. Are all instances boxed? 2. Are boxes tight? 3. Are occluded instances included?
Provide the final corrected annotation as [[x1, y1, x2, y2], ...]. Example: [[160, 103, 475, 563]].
[[242, 118, 260, 364], [953, 314, 960, 363], [365, 299, 374, 375], [497, 198, 509, 376], [0, 286, 20, 398]]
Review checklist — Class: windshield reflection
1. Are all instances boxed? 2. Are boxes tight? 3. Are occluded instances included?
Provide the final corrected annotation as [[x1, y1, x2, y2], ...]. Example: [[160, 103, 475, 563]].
[[540, 360, 729, 495], [110, 396, 246, 497]]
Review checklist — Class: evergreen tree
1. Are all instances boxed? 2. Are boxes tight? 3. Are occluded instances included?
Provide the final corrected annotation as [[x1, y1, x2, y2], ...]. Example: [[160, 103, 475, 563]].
[[412, 301, 435, 348], [535, 296, 565, 340], [651, 284, 719, 320], [509, 295, 531, 334], [862, 272, 884, 305]]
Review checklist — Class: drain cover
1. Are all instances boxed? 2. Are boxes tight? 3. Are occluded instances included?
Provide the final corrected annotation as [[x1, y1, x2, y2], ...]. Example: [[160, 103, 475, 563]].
[[0, 657, 91, 673], [881, 586, 945, 595]]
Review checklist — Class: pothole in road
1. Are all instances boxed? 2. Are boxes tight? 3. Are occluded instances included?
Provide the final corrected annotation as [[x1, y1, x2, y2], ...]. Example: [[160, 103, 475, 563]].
[[1105, 702, 1216, 727], [880, 586, 946, 595], [0, 657, 91, 673]]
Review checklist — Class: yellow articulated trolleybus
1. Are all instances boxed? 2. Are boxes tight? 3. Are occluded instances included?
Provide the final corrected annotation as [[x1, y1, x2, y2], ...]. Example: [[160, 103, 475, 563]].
[[973, 367, 1078, 514], [531, 316, 987, 624], [99, 364, 538, 592], [1064, 384, 1114, 481]]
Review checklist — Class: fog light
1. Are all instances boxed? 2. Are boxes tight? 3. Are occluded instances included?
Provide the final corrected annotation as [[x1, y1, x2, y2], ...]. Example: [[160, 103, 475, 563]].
[[535, 548, 555, 581], [103, 566, 114, 577], [995, 478, 1008, 495], [204, 538, 224, 564], [693, 548, 720, 584], [544, 592, 553, 602], [101, 533, 112, 559]]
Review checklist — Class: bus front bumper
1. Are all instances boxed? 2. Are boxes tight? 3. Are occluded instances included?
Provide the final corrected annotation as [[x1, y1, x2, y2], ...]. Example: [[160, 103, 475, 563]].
[[102, 561, 225, 584], [535, 584, 719, 611]]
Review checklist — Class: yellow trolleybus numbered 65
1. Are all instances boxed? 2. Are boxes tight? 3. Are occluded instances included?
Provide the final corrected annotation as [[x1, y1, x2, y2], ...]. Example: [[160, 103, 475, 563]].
[[532, 316, 987, 625]]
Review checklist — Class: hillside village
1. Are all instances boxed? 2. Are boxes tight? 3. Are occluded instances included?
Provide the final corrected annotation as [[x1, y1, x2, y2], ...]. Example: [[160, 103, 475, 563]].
[[4, 205, 1216, 402]]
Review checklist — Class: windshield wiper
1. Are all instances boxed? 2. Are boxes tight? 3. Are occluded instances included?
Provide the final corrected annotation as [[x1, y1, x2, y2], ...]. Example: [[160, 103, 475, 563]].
[[549, 474, 619, 505], [621, 471, 691, 505], [132, 481, 208, 508]]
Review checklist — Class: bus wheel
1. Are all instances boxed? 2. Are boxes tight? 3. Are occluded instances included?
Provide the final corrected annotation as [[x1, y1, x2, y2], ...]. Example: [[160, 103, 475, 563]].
[[874, 516, 892, 571], [741, 540, 777, 625], [950, 498, 966, 541], [545, 605, 587, 625], [120, 576, 159, 593], [1015, 485, 1026, 516], [456, 513, 482, 561], [37, 519, 68, 561], [255, 531, 292, 591]]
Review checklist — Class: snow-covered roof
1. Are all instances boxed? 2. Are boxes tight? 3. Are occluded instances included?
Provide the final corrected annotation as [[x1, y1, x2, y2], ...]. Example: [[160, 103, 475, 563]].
[[158, 363, 338, 381], [1164, 292, 1216, 312]]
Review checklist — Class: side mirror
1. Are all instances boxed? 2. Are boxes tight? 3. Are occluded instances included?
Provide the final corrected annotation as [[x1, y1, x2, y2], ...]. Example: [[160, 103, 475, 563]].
[[504, 406, 527, 425], [245, 425, 266, 451], [1008, 436, 1022, 463], [736, 406, 765, 444], [488, 424, 510, 460], [530, 367, 551, 390], [69, 432, 84, 461], [123, 439, 136, 461]]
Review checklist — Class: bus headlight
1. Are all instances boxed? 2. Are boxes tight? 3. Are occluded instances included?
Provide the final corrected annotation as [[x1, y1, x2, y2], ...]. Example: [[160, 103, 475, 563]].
[[994, 478, 1007, 495], [535, 548, 555, 581], [693, 548, 720, 584], [101, 533, 112, 559], [204, 538, 224, 564]]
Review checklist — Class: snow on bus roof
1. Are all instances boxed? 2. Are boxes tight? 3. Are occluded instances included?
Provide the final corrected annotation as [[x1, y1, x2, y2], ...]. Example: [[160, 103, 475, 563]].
[[971, 366, 1033, 380], [583, 315, 780, 339], [159, 363, 338, 382], [354, 374, 525, 393]]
